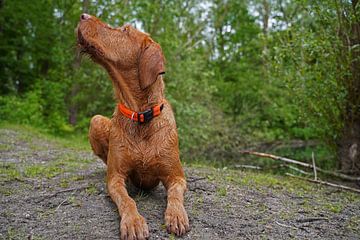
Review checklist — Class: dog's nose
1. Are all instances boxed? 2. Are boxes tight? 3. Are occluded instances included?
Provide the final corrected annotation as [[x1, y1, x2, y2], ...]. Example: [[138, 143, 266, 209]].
[[80, 13, 91, 21]]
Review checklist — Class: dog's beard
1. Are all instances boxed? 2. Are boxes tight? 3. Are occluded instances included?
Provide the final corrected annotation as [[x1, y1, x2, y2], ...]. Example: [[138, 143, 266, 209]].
[[77, 35, 105, 64]]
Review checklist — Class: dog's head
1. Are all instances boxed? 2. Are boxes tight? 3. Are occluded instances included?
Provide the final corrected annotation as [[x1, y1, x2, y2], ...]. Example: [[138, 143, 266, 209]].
[[77, 14, 165, 90]]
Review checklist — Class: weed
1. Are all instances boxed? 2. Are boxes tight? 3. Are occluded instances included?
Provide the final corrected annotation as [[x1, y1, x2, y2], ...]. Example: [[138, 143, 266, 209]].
[[0, 163, 21, 181], [324, 203, 343, 213], [217, 186, 227, 197], [86, 184, 98, 195]]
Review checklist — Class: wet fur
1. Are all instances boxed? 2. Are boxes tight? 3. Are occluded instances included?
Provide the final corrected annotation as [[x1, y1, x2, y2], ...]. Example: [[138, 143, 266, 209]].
[[77, 14, 189, 240]]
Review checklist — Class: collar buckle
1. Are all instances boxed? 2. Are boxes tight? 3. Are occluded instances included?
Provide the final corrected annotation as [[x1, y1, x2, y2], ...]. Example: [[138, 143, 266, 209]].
[[138, 108, 153, 123]]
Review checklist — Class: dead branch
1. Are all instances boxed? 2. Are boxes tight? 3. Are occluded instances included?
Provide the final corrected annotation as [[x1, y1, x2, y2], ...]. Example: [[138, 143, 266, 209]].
[[55, 197, 70, 211], [288, 165, 311, 175], [275, 221, 298, 230], [240, 150, 360, 181], [296, 217, 328, 223], [234, 164, 262, 170], [312, 152, 317, 180], [33, 186, 89, 203], [286, 173, 360, 194]]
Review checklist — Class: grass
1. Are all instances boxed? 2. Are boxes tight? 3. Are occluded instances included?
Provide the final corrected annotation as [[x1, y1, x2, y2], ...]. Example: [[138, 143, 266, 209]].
[[324, 202, 343, 213], [187, 164, 360, 216], [85, 184, 98, 195], [216, 186, 227, 197], [0, 163, 21, 181], [22, 155, 93, 179], [347, 216, 360, 234], [1, 123, 360, 217], [0, 124, 94, 182], [0, 122, 89, 151]]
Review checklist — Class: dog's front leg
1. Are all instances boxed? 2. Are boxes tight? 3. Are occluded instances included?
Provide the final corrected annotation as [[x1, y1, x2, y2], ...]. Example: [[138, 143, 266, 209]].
[[107, 170, 149, 240], [163, 176, 190, 236]]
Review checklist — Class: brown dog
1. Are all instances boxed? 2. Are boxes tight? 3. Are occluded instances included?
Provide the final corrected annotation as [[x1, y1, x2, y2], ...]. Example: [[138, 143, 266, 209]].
[[77, 14, 189, 240]]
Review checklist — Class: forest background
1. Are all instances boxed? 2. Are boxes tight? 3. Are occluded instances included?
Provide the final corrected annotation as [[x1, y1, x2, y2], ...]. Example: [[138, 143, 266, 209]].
[[1, 0, 359, 176]]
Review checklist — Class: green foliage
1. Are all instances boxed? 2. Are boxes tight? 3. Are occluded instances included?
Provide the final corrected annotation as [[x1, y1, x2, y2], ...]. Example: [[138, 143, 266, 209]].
[[0, 89, 45, 127], [270, 0, 354, 148], [1, 0, 357, 170]]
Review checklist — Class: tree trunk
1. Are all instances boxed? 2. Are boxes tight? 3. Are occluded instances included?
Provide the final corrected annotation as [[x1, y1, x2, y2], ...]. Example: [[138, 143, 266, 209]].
[[68, 0, 89, 126], [339, 122, 360, 175], [338, 0, 360, 175]]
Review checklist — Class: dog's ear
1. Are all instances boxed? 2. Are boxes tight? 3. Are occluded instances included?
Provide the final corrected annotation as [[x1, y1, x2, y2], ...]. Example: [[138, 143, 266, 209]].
[[139, 40, 165, 89]]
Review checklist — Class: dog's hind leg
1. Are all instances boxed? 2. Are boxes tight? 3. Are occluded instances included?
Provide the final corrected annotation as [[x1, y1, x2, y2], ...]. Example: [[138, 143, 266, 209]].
[[89, 115, 111, 164]]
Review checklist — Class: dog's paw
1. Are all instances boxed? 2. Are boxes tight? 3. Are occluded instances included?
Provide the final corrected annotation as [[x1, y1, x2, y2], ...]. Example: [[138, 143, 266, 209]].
[[165, 204, 190, 236], [120, 213, 149, 240]]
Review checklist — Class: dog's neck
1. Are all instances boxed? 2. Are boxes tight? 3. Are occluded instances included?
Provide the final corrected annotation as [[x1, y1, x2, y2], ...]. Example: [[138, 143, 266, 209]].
[[106, 65, 165, 112]]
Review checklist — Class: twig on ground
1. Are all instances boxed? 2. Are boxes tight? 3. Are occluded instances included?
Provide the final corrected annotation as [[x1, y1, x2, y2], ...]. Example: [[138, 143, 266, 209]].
[[33, 186, 89, 203], [312, 152, 317, 181], [234, 164, 262, 170], [288, 165, 311, 175], [240, 150, 360, 181], [286, 173, 360, 194], [296, 217, 328, 223], [275, 221, 298, 230], [55, 198, 70, 211]]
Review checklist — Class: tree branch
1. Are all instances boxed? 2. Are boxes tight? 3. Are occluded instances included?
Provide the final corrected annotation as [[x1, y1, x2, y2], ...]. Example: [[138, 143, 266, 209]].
[[286, 173, 360, 194], [240, 150, 360, 181]]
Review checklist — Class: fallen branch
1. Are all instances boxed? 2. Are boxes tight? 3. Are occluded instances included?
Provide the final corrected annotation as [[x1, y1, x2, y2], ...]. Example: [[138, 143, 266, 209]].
[[312, 152, 317, 181], [240, 150, 360, 181], [275, 221, 298, 230], [296, 217, 328, 223], [286, 173, 360, 194], [55, 198, 70, 211], [33, 186, 89, 203], [288, 165, 311, 175], [234, 164, 262, 170]]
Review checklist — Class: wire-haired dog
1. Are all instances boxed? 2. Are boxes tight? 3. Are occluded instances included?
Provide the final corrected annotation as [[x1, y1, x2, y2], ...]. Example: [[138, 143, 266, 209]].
[[77, 14, 189, 240]]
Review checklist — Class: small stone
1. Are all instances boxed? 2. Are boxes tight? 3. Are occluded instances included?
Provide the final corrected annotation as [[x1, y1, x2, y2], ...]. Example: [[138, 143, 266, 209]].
[[25, 213, 30, 219]]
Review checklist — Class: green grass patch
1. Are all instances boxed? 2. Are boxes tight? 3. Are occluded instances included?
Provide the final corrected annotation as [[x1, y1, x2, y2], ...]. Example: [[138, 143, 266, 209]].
[[0, 163, 21, 181], [0, 123, 89, 151], [24, 164, 63, 178], [324, 202, 343, 213], [85, 184, 98, 195], [23, 155, 93, 179]]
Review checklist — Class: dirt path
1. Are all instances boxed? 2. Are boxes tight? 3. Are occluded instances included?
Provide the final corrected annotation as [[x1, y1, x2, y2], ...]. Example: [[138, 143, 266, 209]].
[[1, 126, 360, 239]]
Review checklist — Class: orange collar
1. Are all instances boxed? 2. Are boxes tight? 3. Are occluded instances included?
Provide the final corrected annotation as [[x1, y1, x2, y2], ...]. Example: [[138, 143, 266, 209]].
[[118, 102, 164, 123]]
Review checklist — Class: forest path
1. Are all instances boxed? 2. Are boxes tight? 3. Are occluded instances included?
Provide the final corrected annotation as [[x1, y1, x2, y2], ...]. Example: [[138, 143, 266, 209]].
[[1, 126, 359, 240]]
